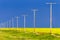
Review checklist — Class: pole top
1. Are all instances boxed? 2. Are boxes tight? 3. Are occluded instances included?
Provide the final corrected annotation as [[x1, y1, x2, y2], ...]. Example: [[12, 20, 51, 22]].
[[16, 16, 20, 18], [32, 9, 38, 12], [46, 2, 56, 4], [22, 15, 28, 16]]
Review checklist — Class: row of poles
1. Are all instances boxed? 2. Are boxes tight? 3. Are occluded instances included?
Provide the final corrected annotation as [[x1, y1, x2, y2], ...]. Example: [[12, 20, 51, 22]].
[[0, 2, 56, 34], [0, 18, 14, 28]]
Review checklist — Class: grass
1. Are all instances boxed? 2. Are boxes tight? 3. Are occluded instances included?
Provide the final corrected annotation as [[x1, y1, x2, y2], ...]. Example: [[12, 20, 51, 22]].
[[0, 28, 60, 40]]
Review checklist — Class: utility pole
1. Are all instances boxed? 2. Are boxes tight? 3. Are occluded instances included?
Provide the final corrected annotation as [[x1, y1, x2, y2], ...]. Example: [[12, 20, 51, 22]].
[[9, 20, 11, 28], [3, 22, 6, 28], [16, 16, 19, 28], [46, 2, 56, 34], [32, 9, 38, 33], [22, 15, 27, 32], [12, 18, 14, 28], [7, 21, 8, 28]]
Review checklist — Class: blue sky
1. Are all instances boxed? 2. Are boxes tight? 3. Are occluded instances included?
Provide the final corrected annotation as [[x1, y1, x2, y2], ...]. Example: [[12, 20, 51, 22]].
[[0, 0, 60, 28]]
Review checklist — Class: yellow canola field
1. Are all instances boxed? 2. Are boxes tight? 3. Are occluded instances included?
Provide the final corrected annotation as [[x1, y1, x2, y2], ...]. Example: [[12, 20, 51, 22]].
[[0, 28, 60, 34]]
